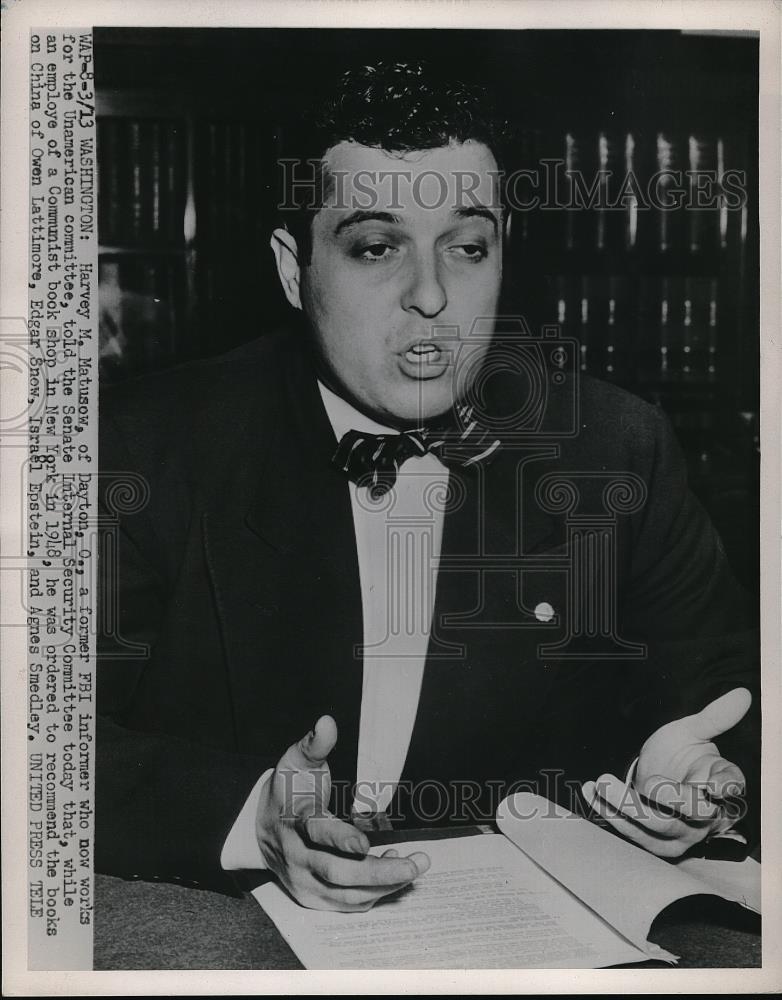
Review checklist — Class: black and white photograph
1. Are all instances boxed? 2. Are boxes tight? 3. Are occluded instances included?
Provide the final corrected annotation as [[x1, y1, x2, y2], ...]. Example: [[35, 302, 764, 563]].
[[2, 1, 780, 993], [93, 22, 765, 968]]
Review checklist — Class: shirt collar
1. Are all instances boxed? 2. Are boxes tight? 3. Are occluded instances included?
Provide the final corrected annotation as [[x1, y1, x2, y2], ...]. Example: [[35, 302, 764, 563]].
[[318, 381, 397, 441]]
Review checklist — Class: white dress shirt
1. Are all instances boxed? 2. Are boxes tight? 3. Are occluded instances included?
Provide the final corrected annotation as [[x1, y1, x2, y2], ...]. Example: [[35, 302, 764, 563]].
[[222, 381, 448, 869]]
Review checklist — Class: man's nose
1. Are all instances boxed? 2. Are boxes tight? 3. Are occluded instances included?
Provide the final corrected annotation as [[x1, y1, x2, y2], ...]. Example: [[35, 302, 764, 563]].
[[401, 253, 447, 318]]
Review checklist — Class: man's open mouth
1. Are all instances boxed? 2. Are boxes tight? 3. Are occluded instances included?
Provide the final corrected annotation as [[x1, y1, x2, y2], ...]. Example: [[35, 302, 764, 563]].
[[404, 342, 443, 365]]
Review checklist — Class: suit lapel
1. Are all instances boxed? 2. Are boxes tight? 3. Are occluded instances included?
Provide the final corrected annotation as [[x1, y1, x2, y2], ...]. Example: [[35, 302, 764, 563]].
[[402, 442, 567, 798], [203, 340, 364, 797]]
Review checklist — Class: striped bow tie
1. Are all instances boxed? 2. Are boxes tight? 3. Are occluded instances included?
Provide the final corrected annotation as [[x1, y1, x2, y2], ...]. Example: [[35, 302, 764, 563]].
[[332, 402, 502, 497]]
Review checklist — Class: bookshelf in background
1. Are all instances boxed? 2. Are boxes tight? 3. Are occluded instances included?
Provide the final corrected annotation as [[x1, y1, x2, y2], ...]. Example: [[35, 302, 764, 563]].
[[96, 91, 281, 382], [96, 92, 192, 381], [509, 120, 758, 589]]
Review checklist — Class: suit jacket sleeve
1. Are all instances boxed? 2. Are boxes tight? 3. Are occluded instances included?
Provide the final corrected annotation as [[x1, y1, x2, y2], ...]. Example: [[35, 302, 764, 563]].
[[96, 406, 274, 894], [620, 404, 760, 843]]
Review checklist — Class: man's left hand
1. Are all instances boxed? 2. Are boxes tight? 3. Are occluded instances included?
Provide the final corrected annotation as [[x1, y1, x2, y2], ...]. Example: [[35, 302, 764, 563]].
[[581, 687, 751, 858]]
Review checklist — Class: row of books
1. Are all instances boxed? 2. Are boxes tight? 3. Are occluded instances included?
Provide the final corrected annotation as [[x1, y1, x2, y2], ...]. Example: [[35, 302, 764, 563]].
[[506, 127, 750, 259], [97, 115, 751, 262], [542, 273, 724, 387], [193, 119, 273, 244], [97, 118, 188, 247], [97, 116, 273, 250]]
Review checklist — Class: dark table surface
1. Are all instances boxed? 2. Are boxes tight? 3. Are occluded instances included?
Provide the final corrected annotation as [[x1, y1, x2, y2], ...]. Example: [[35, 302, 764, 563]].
[[94, 829, 761, 971]]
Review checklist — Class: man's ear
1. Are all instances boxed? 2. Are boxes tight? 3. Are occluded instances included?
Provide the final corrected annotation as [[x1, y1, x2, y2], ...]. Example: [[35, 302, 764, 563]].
[[270, 227, 303, 310]]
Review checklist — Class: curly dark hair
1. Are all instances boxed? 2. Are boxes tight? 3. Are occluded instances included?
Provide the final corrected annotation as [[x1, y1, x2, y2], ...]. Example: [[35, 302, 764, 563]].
[[277, 60, 513, 262], [311, 60, 510, 159]]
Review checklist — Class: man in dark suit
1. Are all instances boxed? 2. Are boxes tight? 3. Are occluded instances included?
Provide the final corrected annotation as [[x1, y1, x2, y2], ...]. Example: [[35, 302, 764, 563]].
[[97, 61, 758, 911]]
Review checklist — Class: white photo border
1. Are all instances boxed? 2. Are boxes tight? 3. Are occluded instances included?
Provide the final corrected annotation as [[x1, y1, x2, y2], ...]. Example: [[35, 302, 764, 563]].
[[2, 0, 780, 994]]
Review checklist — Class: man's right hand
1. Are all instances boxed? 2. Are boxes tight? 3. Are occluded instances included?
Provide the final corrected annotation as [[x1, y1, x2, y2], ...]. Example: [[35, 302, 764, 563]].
[[255, 715, 430, 911]]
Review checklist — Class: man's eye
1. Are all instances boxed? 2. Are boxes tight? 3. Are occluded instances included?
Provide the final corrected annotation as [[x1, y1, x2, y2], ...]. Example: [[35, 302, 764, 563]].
[[355, 243, 397, 262], [451, 243, 488, 261]]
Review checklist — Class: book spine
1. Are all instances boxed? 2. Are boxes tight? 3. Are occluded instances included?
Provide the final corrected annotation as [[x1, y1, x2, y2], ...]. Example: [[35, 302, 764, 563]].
[[623, 131, 639, 252], [707, 277, 718, 383], [128, 119, 143, 244], [604, 275, 629, 383], [655, 132, 675, 254], [595, 132, 609, 252], [97, 118, 123, 246], [150, 120, 162, 242], [595, 131, 624, 254], [578, 275, 592, 374], [563, 131, 599, 254], [658, 276, 671, 382], [164, 122, 181, 243], [564, 132, 578, 253], [687, 134, 720, 257], [681, 277, 696, 381], [207, 121, 219, 245]]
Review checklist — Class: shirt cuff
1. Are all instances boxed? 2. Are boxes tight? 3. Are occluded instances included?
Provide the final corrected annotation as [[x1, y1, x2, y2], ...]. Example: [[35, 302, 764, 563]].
[[625, 755, 745, 842], [220, 768, 274, 871]]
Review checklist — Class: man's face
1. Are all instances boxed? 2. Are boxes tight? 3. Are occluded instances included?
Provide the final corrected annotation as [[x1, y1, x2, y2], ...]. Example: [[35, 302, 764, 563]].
[[275, 140, 504, 425]]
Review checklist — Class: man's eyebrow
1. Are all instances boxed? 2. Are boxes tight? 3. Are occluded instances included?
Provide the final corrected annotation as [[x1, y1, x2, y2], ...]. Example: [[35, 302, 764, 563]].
[[333, 211, 401, 236], [453, 206, 499, 232]]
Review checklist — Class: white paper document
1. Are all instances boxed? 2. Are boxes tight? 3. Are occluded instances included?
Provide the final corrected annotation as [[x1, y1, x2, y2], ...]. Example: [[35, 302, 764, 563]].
[[496, 793, 761, 954], [676, 856, 761, 914], [253, 834, 659, 969], [253, 793, 760, 969]]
